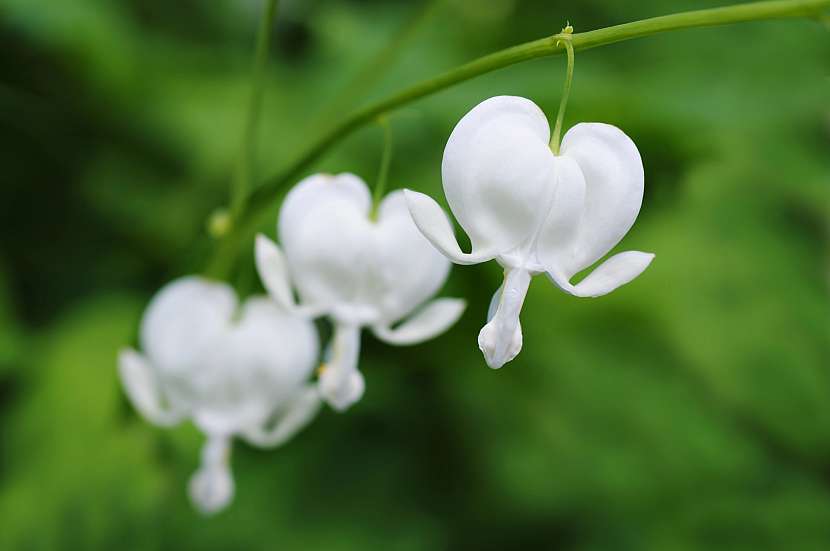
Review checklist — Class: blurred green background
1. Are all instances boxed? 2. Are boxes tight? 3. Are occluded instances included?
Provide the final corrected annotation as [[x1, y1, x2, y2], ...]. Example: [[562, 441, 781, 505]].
[[0, 0, 828, 549]]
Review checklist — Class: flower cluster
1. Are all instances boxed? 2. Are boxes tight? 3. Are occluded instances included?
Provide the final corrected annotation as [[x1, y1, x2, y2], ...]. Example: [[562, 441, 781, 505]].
[[119, 94, 652, 514]]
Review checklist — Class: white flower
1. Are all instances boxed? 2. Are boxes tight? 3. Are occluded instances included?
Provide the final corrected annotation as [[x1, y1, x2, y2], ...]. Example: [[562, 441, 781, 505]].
[[255, 173, 466, 412], [405, 96, 654, 369], [118, 276, 320, 514]]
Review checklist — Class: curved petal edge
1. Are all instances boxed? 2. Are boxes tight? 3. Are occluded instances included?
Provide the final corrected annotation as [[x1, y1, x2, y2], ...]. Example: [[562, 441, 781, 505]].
[[255, 234, 298, 309], [372, 297, 466, 346], [241, 384, 321, 448], [118, 348, 184, 427], [255, 234, 322, 317], [549, 251, 655, 298], [404, 189, 496, 266]]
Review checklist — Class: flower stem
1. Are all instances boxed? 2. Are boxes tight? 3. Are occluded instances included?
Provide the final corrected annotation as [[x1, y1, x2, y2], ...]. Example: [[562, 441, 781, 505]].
[[371, 117, 393, 220], [549, 28, 574, 155], [310, 0, 440, 130], [230, 0, 279, 220], [205, 0, 829, 277]]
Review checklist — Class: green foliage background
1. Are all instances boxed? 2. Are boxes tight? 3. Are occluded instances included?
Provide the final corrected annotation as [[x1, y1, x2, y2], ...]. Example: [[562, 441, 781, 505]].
[[0, 0, 828, 549]]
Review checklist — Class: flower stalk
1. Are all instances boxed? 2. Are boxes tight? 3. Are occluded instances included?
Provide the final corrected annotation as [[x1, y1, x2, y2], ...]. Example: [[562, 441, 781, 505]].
[[371, 117, 393, 220], [549, 27, 574, 155], [230, 0, 279, 219]]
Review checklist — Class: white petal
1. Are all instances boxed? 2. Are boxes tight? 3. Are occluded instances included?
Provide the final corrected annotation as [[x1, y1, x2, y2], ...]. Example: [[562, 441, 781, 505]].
[[191, 297, 319, 435], [478, 320, 522, 370], [319, 367, 364, 413], [241, 384, 321, 448], [189, 436, 234, 515], [255, 234, 324, 317], [370, 190, 453, 322], [140, 276, 236, 377], [404, 190, 497, 265], [318, 324, 364, 412], [548, 251, 655, 298], [278, 173, 371, 248], [254, 234, 297, 311], [480, 278, 524, 370], [118, 348, 185, 426], [442, 96, 557, 257], [372, 297, 466, 345], [534, 155, 586, 273], [559, 123, 645, 273], [486, 283, 502, 321], [477, 268, 531, 369], [278, 174, 374, 313]]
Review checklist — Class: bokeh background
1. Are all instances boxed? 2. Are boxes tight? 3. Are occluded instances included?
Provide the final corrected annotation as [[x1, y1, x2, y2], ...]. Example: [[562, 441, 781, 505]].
[[1, 0, 828, 549]]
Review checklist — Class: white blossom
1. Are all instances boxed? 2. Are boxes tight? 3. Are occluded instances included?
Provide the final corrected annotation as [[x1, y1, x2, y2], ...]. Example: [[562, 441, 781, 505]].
[[256, 173, 465, 412], [405, 96, 654, 369], [118, 276, 320, 514]]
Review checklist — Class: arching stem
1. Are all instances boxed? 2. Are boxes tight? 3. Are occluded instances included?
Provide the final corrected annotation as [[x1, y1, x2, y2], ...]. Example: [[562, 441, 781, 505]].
[[230, 0, 279, 219], [204, 0, 830, 278]]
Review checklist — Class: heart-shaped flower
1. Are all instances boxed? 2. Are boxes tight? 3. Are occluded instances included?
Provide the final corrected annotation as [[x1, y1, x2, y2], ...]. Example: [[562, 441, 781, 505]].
[[118, 276, 320, 514], [405, 96, 654, 369], [256, 173, 465, 411]]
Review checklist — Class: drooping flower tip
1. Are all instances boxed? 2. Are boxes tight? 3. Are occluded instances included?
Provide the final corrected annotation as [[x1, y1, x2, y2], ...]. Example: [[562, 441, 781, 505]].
[[189, 463, 234, 515]]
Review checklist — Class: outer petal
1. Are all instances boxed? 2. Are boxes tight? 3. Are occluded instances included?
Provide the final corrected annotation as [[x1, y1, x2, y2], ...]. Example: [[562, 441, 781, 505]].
[[548, 251, 655, 298], [442, 96, 557, 257], [371, 190, 453, 322], [254, 234, 323, 317], [192, 297, 319, 435], [140, 276, 236, 377], [240, 384, 321, 448], [372, 297, 466, 346], [559, 123, 644, 274], [254, 233, 296, 311], [118, 348, 185, 426], [278, 173, 371, 248], [278, 173, 374, 312], [404, 190, 497, 265]]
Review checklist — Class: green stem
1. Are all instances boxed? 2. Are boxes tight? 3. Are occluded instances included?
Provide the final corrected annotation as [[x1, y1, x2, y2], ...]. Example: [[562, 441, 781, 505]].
[[205, 0, 828, 277], [311, 0, 440, 130], [230, 0, 279, 219], [549, 33, 574, 155], [371, 117, 393, 220]]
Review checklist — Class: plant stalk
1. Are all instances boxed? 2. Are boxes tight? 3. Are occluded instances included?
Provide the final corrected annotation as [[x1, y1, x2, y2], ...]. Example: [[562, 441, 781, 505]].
[[230, 0, 279, 219]]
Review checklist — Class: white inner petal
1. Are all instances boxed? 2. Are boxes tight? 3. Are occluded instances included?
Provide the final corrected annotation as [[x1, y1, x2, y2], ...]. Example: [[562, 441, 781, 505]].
[[477, 268, 531, 369], [318, 323, 365, 412]]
